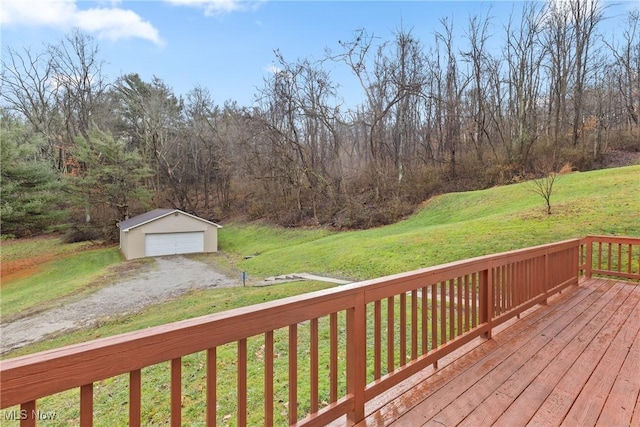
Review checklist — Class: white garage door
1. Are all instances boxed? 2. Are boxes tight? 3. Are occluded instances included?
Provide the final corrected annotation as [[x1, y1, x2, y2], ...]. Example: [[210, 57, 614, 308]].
[[145, 232, 204, 257]]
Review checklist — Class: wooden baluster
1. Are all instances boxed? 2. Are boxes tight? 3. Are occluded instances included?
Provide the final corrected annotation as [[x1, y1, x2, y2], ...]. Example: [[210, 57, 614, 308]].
[[329, 313, 338, 402], [598, 241, 603, 271], [130, 370, 141, 427], [310, 318, 319, 414], [238, 339, 247, 426], [471, 273, 477, 328], [440, 281, 446, 345], [80, 383, 93, 427], [431, 283, 438, 365], [399, 292, 407, 366], [421, 286, 428, 355], [207, 348, 217, 427], [264, 333, 273, 427], [171, 358, 181, 427], [374, 300, 381, 379], [448, 279, 454, 341], [457, 276, 463, 337], [387, 296, 394, 374], [411, 289, 418, 360], [464, 275, 470, 333], [288, 325, 298, 425], [21, 400, 36, 427], [617, 244, 622, 272]]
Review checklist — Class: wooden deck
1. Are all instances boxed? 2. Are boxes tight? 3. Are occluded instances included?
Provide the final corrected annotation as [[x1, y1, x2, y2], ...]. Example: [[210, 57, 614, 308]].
[[359, 277, 640, 426]]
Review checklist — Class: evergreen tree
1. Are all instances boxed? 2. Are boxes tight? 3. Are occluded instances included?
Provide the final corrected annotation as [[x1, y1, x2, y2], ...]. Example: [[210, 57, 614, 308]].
[[0, 112, 67, 237], [67, 129, 152, 241]]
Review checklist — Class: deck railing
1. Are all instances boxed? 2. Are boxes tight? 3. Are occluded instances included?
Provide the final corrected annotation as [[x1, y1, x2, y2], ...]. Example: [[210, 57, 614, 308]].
[[580, 235, 640, 281], [1, 236, 637, 426]]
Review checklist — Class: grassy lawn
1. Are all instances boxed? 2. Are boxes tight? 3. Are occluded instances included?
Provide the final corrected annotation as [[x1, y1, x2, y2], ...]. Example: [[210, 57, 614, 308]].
[[1, 165, 638, 425], [1, 243, 123, 322], [4, 165, 637, 349], [224, 165, 640, 280]]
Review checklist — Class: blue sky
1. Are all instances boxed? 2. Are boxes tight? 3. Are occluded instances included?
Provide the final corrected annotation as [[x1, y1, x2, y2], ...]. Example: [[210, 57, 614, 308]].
[[1, 1, 637, 107]]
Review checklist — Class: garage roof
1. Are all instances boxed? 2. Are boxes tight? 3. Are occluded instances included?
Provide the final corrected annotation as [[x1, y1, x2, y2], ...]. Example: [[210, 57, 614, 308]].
[[118, 209, 222, 232]]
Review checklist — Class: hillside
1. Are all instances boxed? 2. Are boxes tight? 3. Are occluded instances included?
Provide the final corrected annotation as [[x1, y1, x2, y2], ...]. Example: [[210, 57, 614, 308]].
[[3, 165, 638, 358], [222, 165, 640, 281]]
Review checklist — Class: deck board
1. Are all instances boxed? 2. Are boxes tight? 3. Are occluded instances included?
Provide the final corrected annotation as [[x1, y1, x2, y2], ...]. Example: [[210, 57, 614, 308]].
[[358, 278, 640, 427], [467, 283, 636, 427]]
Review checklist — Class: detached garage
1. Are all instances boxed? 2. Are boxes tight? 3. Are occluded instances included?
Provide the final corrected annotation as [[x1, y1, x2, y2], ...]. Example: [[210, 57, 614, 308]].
[[118, 209, 222, 260]]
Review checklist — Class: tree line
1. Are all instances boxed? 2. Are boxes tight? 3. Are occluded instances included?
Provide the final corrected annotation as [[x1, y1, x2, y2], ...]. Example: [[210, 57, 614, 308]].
[[1, 0, 638, 240]]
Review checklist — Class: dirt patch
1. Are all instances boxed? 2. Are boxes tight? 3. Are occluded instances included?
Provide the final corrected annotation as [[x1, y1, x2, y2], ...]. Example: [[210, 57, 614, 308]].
[[1, 254, 55, 283], [0, 256, 240, 355]]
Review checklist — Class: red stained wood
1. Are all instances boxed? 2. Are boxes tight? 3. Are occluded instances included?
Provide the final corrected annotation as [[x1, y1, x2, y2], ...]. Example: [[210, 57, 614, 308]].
[[2, 236, 638, 427], [360, 278, 639, 427], [171, 358, 181, 427], [374, 300, 381, 380], [237, 339, 247, 426], [411, 289, 418, 360], [80, 383, 93, 427], [206, 348, 216, 427], [20, 400, 36, 427], [478, 281, 637, 427], [289, 325, 298, 425], [387, 296, 395, 373], [129, 369, 141, 427], [310, 318, 319, 413], [264, 332, 273, 427], [598, 316, 640, 425], [329, 313, 338, 402]]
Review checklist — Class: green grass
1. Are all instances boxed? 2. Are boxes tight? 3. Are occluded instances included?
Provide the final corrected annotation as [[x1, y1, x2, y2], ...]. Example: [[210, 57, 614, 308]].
[[0, 236, 95, 263], [1, 245, 123, 321], [1, 165, 638, 425], [223, 165, 640, 281]]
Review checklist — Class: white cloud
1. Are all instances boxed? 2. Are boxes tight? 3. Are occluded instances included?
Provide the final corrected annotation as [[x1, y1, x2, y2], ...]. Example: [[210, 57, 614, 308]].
[[0, 0, 163, 46], [166, 0, 262, 16], [75, 8, 162, 45]]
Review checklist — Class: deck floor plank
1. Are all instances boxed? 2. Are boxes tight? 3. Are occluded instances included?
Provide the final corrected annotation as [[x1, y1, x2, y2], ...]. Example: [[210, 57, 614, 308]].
[[384, 279, 615, 426], [568, 286, 640, 427], [424, 280, 629, 427], [356, 286, 593, 427], [597, 300, 640, 426], [462, 281, 635, 427], [528, 284, 640, 427], [360, 278, 640, 427], [492, 281, 638, 427]]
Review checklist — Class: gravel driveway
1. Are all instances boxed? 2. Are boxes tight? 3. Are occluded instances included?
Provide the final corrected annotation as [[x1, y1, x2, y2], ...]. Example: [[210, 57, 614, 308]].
[[0, 256, 240, 355]]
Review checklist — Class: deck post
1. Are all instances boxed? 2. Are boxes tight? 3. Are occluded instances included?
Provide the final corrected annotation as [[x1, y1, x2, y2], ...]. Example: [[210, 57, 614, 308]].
[[346, 294, 367, 425], [585, 236, 593, 279], [543, 249, 550, 305], [480, 267, 493, 339]]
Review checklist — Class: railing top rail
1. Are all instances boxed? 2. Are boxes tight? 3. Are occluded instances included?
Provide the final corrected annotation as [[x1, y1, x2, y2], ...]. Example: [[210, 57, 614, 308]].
[[583, 235, 640, 244]]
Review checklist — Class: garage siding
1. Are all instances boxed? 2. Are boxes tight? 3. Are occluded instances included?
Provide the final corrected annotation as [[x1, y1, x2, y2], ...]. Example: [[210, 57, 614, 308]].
[[119, 210, 221, 260]]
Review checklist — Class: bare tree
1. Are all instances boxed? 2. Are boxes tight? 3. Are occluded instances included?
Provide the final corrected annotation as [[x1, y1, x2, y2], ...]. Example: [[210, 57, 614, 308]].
[[48, 29, 107, 146], [462, 10, 493, 163], [503, 2, 547, 170], [604, 9, 640, 131], [544, 0, 575, 155], [529, 170, 558, 215], [1, 46, 61, 166], [568, 0, 604, 148]]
